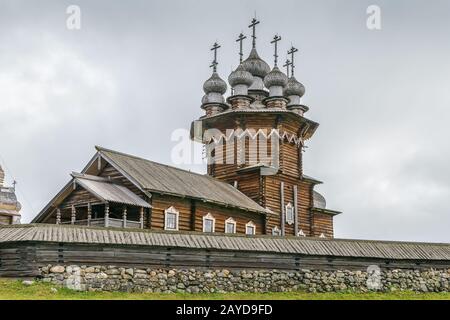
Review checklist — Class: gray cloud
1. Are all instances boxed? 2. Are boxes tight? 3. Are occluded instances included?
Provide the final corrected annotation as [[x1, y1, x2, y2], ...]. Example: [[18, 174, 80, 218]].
[[0, 0, 449, 242]]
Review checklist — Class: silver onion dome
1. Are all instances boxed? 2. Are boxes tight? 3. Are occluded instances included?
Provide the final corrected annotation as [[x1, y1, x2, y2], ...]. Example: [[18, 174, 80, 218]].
[[241, 48, 271, 78], [284, 76, 305, 97], [201, 94, 225, 104], [264, 66, 288, 88], [313, 191, 326, 209], [228, 64, 254, 87], [203, 72, 227, 95]]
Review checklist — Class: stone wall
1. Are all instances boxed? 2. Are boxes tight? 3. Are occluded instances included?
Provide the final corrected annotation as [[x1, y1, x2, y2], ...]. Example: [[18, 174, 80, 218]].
[[39, 265, 450, 293]]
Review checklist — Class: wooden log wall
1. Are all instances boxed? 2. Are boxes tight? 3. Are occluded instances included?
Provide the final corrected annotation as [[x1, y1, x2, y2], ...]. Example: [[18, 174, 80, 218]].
[[150, 194, 263, 235], [150, 195, 192, 231], [264, 175, 315, 237], [0, 216, 12, 225], [99, 163, 144, 196], [194, 202, 264, 235], [201, 113, 337, 238], [312, 212, 334, 238]]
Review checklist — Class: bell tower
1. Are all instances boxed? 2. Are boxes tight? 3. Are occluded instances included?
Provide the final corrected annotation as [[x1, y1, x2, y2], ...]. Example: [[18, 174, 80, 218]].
[[191, 18, 341, 237]]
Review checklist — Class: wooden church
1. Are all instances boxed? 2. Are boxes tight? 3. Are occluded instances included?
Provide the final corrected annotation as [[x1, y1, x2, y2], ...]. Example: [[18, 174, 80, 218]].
[[32, 19, 341, 238]]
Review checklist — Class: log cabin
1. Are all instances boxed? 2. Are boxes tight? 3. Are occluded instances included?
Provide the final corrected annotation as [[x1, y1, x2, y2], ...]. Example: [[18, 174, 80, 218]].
[[32, 19, 341, 237]]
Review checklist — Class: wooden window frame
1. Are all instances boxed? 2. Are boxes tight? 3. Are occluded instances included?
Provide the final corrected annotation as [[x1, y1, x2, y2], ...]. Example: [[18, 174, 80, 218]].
[[164, 206, 179, 231], [225, 217, 236, 234], [245, 221, 256, 235], [285, 202, 294, 225], [202, 213, 216, 233]]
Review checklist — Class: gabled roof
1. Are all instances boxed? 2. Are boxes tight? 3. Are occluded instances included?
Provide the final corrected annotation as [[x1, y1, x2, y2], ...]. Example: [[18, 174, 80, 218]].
[[32, 146, 268, 223], [72, 173, 151, 208], [95, 146, 267, 214]]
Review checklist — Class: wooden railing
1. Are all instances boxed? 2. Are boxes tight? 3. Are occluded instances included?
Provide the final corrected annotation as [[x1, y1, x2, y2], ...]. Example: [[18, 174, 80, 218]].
[[61, 218, 143, 229]]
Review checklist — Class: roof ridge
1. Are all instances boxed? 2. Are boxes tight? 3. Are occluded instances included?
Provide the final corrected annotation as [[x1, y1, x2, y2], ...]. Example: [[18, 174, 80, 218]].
[[95, 145, 242, 187], [95, 146, 267, 213], [71, 172, 112, 183]]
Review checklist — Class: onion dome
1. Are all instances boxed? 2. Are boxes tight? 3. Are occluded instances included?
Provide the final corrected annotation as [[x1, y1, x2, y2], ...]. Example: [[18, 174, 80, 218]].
[[313, 191, 326, 209], [201, 94, 225, 105], [264, 66, 288, 88], [284, 76, 305, 97], [241, 48, 271, 78], [0, 189, 20, 208], [228, 64, 254, 88], [203, 72, 227, 95]]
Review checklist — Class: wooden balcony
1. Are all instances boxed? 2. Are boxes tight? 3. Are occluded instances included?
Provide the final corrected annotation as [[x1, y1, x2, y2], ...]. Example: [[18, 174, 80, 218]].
[[61, 217, 143, 229]]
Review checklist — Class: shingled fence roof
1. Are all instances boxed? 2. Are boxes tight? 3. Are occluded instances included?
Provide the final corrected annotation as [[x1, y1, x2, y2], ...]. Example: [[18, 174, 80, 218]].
[[1, 224, 449, 261]]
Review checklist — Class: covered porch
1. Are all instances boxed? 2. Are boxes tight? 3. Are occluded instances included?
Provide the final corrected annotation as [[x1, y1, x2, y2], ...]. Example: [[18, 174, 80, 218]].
[[55, 173, 151, 229]]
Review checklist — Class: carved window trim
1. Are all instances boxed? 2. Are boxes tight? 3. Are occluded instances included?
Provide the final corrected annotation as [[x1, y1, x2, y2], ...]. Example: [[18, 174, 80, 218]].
[[202, 213, 216, 233], [272, 226, 281, 236], [245, 221, 256, 235], [225, 217, 236, 234], [164, 206, 179, 231], [285, 202, 294, 225]]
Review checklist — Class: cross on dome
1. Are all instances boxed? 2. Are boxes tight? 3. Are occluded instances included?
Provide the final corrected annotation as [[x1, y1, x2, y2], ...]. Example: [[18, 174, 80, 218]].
[[248, 18, 260, 49], [210, 42, 221, 72], [271, 34, 282, 67], [287, 46, 299, 77], [236, 33, 247, 63]]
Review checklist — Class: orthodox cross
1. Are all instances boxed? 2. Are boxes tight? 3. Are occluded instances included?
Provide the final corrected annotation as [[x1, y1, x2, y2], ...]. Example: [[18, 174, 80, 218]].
[[283, 59, 292, 77], [12, 180, 17, 191], [210, 42, 221, 72], [248, 18, 260, 49], [287, 46, 299, 77], [270, 34, 282, 67], [236, 33, 247, 63]]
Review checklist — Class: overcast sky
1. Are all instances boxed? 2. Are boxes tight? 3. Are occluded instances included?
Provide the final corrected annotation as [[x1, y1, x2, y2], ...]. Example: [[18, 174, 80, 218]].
[[0, 0, 449, 242]]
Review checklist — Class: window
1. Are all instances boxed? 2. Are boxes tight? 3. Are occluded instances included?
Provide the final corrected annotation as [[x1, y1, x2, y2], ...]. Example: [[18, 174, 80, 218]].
[[164, 206, 179, 231], [272, 226, 281, 236], [202, 213, 215, 233], [225, 217, 236, 234], [245, 221, 256, 235], [285, 202, 294, 225]]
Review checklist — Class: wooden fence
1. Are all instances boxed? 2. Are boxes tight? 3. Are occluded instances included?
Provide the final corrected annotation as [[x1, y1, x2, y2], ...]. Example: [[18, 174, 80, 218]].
[[1, 241, 450, 278]]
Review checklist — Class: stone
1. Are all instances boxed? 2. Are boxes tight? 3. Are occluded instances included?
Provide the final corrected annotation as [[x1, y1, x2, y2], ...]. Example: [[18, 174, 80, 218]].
[[125, 268, 134, 276], [50, 266, 65, 273], [106, 268, 121, 275], [22, 280, 34, 286], [34, 265, 450, 294]]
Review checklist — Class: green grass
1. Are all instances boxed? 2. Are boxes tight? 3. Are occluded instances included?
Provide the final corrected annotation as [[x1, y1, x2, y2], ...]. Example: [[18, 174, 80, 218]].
[[0, 278, 448, 300]]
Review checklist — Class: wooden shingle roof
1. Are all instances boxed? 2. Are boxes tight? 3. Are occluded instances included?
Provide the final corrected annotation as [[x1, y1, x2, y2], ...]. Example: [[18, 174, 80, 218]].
[[96, 146, 267, 214], [1, 224, 449, 261], [72, 173, 151, 208]]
